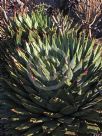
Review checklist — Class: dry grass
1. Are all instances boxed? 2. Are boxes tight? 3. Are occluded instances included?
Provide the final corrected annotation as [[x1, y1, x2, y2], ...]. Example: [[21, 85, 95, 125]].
[[75, 0, 102, 38], [78, 0, 102, 22]]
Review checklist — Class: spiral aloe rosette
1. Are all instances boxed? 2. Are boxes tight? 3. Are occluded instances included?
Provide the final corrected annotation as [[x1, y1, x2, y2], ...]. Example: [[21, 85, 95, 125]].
[[1, 32, 102, 135]]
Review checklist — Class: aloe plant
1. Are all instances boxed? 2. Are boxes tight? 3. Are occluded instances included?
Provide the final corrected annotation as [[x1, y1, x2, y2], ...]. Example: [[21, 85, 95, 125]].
[[1, 27, 102, 135], [0, 4, 102, 135]]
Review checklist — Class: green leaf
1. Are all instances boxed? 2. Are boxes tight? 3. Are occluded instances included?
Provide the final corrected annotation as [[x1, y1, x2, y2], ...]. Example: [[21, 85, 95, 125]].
[[23, 126, 42, 136], [29, 94, 47, 108], [60, 105, 77, 115], [24, 14, 32, 29], [42, 120, 60, 134]]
